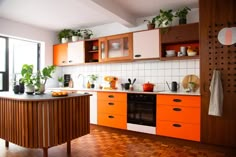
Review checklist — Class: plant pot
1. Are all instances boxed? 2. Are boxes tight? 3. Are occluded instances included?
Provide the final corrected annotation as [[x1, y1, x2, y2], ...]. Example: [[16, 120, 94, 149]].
[[160, 20, 172, 27], [59, 82, 64, 88], [147, 24, 155, 30], [71, 36, 80, 42], [91, 84, 95, 88], [35, 84, 45, 95], [179, 18, 187, 25], [25, 84, 35, 95], [61, 38, 69, 43]]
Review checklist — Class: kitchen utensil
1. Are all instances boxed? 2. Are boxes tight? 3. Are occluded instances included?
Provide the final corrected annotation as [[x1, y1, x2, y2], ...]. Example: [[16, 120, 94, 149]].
[[103, 76, 118, 89], [124, 83, 130, 90], [166, 81, 171, 91], [132, 78, 136, 85], [166, 81, 179, 92], [182, 74, 200, 92], [143, 82, 155, 92], [128, 78, 131, 84]]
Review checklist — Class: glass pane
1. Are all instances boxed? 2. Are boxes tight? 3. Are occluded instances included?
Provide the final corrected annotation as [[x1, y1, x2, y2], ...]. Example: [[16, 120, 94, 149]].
[[100, 42, 105, 59], [108, 37, 128, 58], [0, 38, 6, 71], [0, 73, 3, 90]]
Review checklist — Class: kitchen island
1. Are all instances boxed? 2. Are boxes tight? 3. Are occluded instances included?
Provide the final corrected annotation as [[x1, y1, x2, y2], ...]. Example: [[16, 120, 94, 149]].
[[0, 92, 91, 157]]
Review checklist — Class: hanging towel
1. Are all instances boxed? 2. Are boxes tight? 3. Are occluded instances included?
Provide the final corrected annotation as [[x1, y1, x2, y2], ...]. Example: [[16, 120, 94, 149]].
[[208, 70, 224, 116]]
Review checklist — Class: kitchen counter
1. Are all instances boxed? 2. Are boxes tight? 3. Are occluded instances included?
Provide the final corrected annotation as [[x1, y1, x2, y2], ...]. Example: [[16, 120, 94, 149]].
[[47, 87, 201, 96]]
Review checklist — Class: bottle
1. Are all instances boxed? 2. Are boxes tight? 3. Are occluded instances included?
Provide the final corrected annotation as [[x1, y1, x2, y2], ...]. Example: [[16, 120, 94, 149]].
[[87, 81, 91, 88], [68, 78, 73, 88]]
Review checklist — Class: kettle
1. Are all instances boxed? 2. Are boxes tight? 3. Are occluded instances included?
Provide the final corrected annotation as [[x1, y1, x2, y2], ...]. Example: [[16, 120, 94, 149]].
[[166, 81, 179, 92]]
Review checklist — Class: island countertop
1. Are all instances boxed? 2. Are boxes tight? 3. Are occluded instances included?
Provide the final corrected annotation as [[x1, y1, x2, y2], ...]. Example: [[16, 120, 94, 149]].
[[0, 91, 92, 101]]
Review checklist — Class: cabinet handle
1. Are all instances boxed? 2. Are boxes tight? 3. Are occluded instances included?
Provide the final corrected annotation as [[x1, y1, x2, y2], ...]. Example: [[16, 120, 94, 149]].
[[108, 95, 114, 98], [108, 115, 114, 119], [173, 108, 182, 111], [134, 54, 141, 57], [62, 61, 66, 63], [108, 102, 114, 105], [68, 60, 72, 63], [173, 99, 182, 102], [172, 124, 181, 127]]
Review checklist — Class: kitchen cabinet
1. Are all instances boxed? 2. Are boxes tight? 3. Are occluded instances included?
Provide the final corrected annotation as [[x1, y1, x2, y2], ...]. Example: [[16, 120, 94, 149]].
[[53, 41, 85, 66], [133, 29, 160, 59], [88, 91, 97, 124], [98, 33, 133, 62], [84, 39, 99, 63], [97, 92, 127, 129], [160, 23, 199, 60], [156, 94, 200, 141]]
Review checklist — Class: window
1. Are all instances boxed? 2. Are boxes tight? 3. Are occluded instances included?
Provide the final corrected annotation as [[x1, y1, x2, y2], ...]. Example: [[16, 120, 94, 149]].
[[0, 37, 8, 91]]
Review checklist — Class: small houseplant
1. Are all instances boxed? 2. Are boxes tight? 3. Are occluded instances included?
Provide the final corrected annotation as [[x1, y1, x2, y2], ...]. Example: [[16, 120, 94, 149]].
[[58, 76, 64, 87], [175, 7, 191, 24], [81, 29, 93, 39], [71, 29, 82, 42], [35, 65, 56, 94], [144, 16, 156, 30], [156, 9, 174, 27], [21, 64, 35, 94], [58, 29, 72, 43], [88, 74, 98, 88]]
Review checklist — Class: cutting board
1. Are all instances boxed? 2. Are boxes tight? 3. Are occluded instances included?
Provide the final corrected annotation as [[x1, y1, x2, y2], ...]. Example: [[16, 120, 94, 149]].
[[182, 75, 200, 91]]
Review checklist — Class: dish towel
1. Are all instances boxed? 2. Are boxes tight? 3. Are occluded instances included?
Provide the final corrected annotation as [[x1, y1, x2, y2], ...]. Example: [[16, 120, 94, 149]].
[[208, 69, 224, 116]]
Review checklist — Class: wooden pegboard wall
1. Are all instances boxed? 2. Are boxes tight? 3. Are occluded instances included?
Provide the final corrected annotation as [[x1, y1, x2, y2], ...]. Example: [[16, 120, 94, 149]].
[[207, 22, 236, 93]]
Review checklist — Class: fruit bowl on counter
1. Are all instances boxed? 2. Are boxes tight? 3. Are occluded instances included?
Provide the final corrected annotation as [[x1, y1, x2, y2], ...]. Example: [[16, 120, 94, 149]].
[[51, 91, 68, 97]]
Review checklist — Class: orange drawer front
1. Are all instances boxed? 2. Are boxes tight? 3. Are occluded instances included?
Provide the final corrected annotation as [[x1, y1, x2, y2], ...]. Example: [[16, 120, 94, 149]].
[[157, 121, 200, 141], [98, 113, 127, 129], [98, 92, 127, 101], [98, 100, 127, 116], [157, 95, 200, 107], [157, 105, 200, 124]]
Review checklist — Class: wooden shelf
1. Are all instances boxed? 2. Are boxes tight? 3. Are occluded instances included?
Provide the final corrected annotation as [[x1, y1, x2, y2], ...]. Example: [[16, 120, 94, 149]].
[[160, 55, 199, 61], [88, 50, 98, 53]]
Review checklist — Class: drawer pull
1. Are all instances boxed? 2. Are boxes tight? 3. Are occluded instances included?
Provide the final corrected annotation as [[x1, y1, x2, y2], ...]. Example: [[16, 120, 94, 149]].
[[108, 102, 114, 105], [135, 54, 141, 57], [62, 61, 66, 63], [173, 108, 182, 111], [173, 99, 182, 102], [108, 95, 114, 98], [108, 115, 114, 119], [68, 60, 72, 63], [173, 124, 181, 127]]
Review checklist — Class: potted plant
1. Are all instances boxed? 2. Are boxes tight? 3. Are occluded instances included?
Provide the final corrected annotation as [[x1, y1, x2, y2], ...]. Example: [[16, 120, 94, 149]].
[[21, 64, 35, 94], [144, 17, 156, 30], [156, 9, 174, 27], [35, 65, 56, 94], [81, 29, 93, 39], [71, 29, 82, 42], [58, 76, 64, 87], [175, 7, 191, 24], [58, 29, 72, 43], [88, 74, 98, 88]]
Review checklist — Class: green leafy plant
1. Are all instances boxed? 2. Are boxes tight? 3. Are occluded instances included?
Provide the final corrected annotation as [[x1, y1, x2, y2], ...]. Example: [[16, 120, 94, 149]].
[[175, 7, 191, 19], [144, 17, 156, 29], [81, 29, 93, 39], [58, 29, 72, 42], [155, 9, 174, 27], [58, 76, 64, 83], [72, 29, 82, 37], [88, 74, 98, 82], [21, 64, 35, 85]]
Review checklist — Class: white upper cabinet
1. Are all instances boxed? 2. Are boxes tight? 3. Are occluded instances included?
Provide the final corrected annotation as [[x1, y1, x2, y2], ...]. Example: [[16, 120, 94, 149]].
[[133, 29, 160, 59], [67, 41, 85, 64]]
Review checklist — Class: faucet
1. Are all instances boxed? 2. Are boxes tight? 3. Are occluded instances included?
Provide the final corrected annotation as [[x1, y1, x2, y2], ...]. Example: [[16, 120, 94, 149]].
[[77, 74, 84, 88]]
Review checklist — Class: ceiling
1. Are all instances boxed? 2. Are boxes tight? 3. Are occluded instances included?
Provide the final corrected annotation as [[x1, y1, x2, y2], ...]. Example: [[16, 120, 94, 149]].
[[0, 0, 198, 31]]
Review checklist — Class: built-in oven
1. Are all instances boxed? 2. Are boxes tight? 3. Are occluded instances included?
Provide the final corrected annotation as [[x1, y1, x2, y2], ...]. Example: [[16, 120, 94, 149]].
[[127, 93, 156, 127]]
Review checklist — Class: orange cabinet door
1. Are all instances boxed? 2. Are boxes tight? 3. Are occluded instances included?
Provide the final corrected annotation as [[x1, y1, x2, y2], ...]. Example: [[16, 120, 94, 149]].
[[157, 105, 200, 124], [53, 43, 68, 66], [98, 100, 127, 116], [97, 92, 127, 102], [157, 121, 200, 142], [157, 95, 200, 107], [98, 113, 127, 129]]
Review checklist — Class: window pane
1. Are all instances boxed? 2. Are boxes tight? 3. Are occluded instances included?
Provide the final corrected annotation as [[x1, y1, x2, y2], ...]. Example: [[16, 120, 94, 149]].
[[0, 38, 6, 71]]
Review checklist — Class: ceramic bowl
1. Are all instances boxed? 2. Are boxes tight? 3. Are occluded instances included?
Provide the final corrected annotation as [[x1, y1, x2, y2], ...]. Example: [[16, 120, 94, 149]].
[[166, 50, 175, 55], [187, 51, 197, 56], [112, 43, 120, 49]]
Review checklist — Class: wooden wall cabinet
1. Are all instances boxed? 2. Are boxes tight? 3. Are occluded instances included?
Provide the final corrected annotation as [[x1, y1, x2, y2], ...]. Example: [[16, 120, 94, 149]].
[[53, 41, 85, 66], [156, 94, 201, 141], [133, 29, 160, 59], [98, 33, 133, 62], [84, 39, 99, 63], [97, 92, 127, 129], [160, 23, 199, 60]]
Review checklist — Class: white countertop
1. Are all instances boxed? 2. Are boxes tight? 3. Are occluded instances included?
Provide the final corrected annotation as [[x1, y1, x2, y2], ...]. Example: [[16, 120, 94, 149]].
[[47, 87, 200, 96]]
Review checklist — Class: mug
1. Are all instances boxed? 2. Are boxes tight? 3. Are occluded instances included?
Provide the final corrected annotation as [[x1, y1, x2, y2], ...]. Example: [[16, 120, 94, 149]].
[[180, 46, 187, 56], [171, 81, 179, 92]]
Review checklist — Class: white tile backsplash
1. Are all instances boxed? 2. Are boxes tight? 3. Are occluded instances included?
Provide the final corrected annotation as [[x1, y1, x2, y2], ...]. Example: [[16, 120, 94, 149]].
[[62, 59, 200, 92]]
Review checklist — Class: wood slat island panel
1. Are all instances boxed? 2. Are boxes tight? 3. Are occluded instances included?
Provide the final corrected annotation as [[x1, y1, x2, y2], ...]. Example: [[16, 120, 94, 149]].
[[0, 92, 91, 157]]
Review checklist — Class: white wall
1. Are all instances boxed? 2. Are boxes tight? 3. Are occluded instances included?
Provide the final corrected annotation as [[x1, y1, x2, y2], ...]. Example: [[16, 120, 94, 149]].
[[0, 17, 61, 88]]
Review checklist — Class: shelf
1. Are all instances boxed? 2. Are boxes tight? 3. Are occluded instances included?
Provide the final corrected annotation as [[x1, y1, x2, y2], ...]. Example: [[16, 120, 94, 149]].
[[160, 55, 199, 61], [88, 50, 98, 53]]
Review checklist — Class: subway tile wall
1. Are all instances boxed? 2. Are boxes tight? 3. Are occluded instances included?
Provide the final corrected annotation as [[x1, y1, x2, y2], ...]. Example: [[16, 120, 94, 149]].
[[62, 59, 200, 92]]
